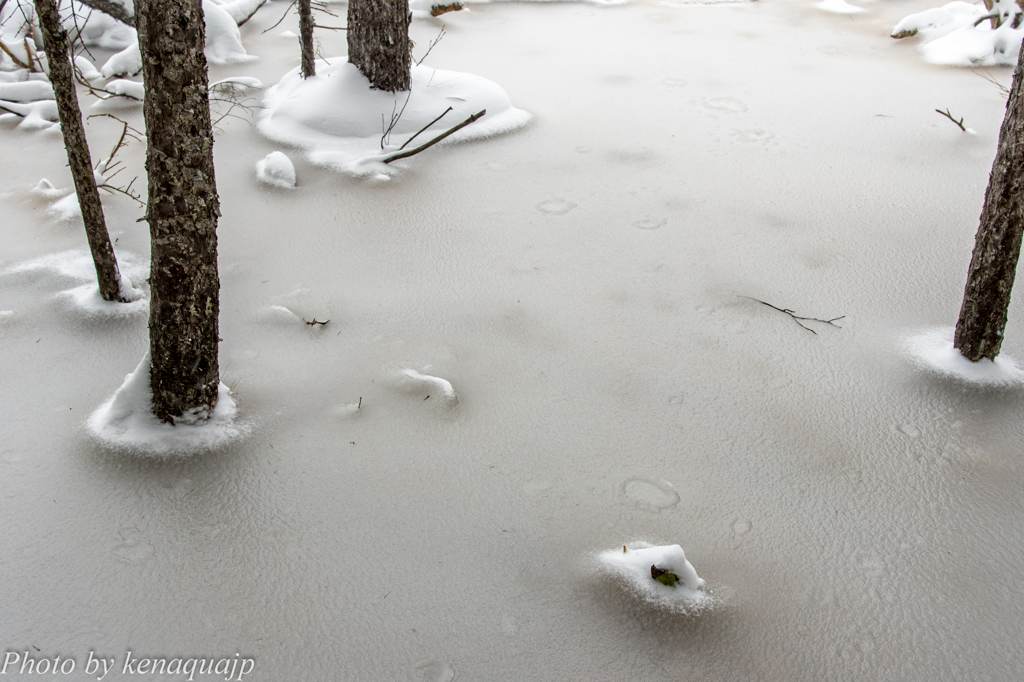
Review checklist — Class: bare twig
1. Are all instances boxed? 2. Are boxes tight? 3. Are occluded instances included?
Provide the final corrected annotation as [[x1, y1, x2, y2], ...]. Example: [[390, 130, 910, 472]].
[[399, 105, 451, 150], [743, 296, 844, 334], [380, 90, 412, 148], [384, 109, 486, 164], [303, 318, 329, 326], [935, 108, 966, 132], [261, 0, 297, 34], [975, 68, 1010, 99], [416, 25, 445, 66]]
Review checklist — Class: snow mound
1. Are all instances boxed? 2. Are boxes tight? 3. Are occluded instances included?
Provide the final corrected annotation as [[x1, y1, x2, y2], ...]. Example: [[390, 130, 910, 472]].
[[256, 151, 296, 188], [88, 354, 248, 457], [0, 99, 59, 130], [393, 368, 460, 409], [598, 543, 714, 613], [5, 248, 149, 317], [817, 0, 865, 15], [57, 275, 147, 318], [901, 326, 1024, 386], [893, 0, 1024, 66], [100, 0, 255, 77], [259, 60, 531, 176], [0, 81, 54, 102], [32, 178, 67, 199]]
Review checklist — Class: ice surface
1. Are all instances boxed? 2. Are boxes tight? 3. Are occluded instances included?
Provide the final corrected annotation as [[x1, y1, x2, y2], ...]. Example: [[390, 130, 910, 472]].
[[598, 543, 711, 612], [3, 0, 1024, 680], [87, 354, 247, 457], [901, 327, 1024, 386]]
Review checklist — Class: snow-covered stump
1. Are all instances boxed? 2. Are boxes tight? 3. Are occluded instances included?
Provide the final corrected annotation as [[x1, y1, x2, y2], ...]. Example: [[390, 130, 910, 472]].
[[259, 60, 531, 177], [598, 543, 714, 614]]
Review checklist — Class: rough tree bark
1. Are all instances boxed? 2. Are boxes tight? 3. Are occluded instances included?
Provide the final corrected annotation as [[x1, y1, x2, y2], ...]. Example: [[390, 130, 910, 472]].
[[347, 0, 411, 92], [298, 0, 314, 78], [953, 47, 1024, 362], [136, 0, 222, 423], [35, 0, 125, 302]]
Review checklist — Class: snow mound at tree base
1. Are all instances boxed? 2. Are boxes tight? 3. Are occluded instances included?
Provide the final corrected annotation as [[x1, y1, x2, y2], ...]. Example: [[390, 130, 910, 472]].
[[258, 60, 531, 176], [598, 542, 716, 614], [87, 354, 249, 457], [901, 327, 1024, 386]]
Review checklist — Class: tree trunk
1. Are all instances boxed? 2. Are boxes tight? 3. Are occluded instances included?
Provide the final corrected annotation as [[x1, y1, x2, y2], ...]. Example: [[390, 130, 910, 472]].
[[953, 47, 1024, 362], [136, 0, 222, 423], [298, 0, 315, 78], [347, 0, 411, 92], [35, 0, 125, 303]]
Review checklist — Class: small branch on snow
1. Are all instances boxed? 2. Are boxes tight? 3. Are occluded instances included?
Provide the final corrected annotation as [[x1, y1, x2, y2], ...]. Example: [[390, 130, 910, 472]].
[[303, 318, 329, 326], [743, 297, 844, 334], [935, 108, 966, 132], [399, 105, 451, 151], [383, 109, 486, 164]]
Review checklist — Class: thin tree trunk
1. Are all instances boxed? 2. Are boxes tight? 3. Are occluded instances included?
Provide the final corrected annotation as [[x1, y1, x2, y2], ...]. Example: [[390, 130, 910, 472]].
[[953, 46, 1024, 362], [347, 0, 411, 92], [298, 0, 314, 78], [35, 0, 125, 302], [136, 0, 222, 423]]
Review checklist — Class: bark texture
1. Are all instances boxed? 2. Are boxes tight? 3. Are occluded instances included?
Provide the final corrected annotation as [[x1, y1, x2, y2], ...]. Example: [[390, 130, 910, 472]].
[[347, 0, 411, 92], [954, 47, 1024, 361], [36, 0, 125, 302], [137, 0, 222, 423], [298, 0, 315, 78]]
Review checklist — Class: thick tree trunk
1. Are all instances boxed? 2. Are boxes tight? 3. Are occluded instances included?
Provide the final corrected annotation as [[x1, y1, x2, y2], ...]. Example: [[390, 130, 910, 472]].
[[346, 0, 411, 92], [298, 0, 315, 78], [137, 0, 222, 423], [953, 47, 1024, 361], [35, 0, 125, 302]]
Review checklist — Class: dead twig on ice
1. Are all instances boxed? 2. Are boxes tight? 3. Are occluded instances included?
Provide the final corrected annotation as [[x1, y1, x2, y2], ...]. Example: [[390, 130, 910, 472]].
[[383, 109, 485, 164], [935, 108, 967, 132], [743, 297, 844, 334], [304, 318, 329, 326]]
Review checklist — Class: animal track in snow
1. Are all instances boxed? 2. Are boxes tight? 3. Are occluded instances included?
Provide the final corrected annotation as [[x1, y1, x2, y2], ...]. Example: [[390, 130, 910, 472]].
[[536, 198, 577, 215]]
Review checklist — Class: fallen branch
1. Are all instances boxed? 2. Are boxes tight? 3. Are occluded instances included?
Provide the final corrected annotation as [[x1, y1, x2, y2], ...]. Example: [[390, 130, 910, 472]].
[[743, 297, 844, 334], [935, 108, 966, 131], [75, 0, 135, 27], [399, 105, 451, 151], [383, 109, 485, 164], [430, 3, 463, 17], [304, 318, 329, 326]]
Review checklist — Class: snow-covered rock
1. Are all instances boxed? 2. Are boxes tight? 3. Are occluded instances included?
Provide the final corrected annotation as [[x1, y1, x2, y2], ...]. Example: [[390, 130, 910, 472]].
[[255, 151, 297, 188], [599, 543, 713, 612]]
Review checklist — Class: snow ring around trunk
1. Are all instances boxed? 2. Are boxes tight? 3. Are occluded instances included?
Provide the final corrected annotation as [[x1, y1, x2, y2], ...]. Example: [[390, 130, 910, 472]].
[[258, 60, 531, 176], [900, 326, 1024, 386], [598, 542, 715, 614], [87, 354, 249, 457]]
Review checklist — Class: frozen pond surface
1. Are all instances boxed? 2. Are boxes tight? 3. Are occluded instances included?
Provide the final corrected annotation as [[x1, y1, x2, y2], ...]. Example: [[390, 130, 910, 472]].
[[3, 0, 1024, 679]]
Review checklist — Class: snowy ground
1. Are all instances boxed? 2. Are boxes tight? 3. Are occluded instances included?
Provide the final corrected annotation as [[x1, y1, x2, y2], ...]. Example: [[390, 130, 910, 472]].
[[3, 0, 1024, 680]]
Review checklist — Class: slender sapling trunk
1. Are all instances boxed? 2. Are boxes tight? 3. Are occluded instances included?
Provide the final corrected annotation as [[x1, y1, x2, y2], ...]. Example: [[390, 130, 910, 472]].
[[953, 43, 1024, 361], [35, 0, 125, 302]]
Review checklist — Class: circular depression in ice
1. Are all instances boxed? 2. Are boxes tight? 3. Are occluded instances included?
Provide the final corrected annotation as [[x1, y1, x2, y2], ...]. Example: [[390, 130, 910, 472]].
[[900, 326, 1024, 387], [620, 476, 681, 512]]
